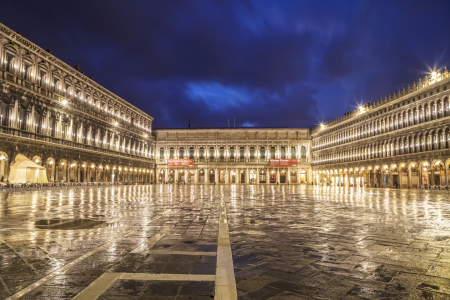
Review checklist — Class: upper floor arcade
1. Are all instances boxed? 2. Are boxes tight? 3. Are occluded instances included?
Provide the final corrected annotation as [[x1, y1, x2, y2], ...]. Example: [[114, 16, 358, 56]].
[[154, 128, 312, 164], [311, 67, 450, 166]]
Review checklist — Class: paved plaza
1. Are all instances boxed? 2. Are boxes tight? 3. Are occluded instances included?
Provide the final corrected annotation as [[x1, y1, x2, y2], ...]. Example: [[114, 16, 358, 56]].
[[0, 185, 450, 299]]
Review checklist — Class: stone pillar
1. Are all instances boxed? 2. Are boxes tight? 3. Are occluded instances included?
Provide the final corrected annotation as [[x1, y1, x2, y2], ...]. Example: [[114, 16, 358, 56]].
[[445, 167, 448, 186], [407, 169, 411, 189], [276, 169, 280, 183], [256, 168, 259, 184], [77, 166, 81, 182], [266, 169, 270, 184], [287, 168, 291, 184], [184, 169, 188, 183], [174, 170, 178, 183], [195, 169, 199, 184], [245, 168, 249, 184], [215, 169, 219, 184], [225, 168, 229, 184], [206, 169, 210, 184]]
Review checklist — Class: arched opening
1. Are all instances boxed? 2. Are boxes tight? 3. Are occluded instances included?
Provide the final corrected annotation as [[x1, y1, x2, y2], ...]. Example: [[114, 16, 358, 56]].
[[433, 161, 445, 186]]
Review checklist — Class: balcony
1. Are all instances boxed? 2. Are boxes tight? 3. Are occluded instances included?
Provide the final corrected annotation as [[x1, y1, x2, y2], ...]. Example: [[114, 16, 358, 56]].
[[0, 125, 155, 164]]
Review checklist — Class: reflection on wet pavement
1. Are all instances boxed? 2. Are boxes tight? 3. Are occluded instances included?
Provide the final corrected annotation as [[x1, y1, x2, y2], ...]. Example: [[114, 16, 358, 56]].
[[34, 219, 110, 230], [1, 185, 450, 299]]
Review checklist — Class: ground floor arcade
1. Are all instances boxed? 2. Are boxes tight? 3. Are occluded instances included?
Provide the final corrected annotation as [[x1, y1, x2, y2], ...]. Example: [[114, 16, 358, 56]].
[[313, 157, 450, 188], [155, 166, 311, 184], [0, 147, 154, 184]]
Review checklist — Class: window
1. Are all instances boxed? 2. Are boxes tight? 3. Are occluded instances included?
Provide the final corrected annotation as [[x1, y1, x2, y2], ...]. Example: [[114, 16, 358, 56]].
[[189, 147, 194, 159], [230, 147, 234, 159], [240, 147, 244, 159], [281, 147, 286, 159], [160, 148, 164, 159], [5, 54, 14, 72], [199, 147, 204, 159], [260, 147, 265, 159], [209, 147, 214, 159], [39, 70, 46, 86], [301, 146, 306, 159], [291, 146, 296, 158], [220, 147, 224, 159], [169, 147, 174, 159], [179, 147, 184, 159], [24, 63, 32, 80], [53, 79, 58, 92], [250, 147, 255, 159]]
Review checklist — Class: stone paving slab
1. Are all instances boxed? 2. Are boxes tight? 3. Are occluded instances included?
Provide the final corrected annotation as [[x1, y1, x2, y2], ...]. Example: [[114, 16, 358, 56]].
[[1, 185, 450, 299]]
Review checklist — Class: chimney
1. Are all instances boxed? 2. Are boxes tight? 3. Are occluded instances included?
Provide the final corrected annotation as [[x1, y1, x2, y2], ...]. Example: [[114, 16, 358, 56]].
[[45, 49, 52, 54], [89, 77, 94, 80], [81, 71, 85, 75], [75, 65, 80, 71], [16, 32, 23, 36]]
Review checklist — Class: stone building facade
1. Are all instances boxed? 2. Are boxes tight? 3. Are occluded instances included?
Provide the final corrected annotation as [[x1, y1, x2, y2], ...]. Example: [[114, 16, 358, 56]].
[[311, 69, 450, 188], [0, 23, 156, 183], [154, 128, 312, 184]]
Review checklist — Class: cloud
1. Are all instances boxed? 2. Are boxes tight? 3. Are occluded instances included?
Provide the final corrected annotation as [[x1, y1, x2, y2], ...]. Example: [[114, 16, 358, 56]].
[[2, 0, 450, 128], [186, 82, 253, 111], [242, 122, 257, 127]]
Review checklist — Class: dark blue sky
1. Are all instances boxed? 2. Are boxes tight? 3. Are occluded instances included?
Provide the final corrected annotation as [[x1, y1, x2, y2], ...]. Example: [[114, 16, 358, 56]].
[[2, 1, 450, 128]]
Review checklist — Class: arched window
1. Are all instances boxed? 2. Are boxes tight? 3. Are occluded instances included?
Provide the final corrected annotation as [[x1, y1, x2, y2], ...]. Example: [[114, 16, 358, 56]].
[[281, 147, 286, 159], [179, 147, 184, 159], [270, 147, 275, 159], [220, 147, 224, 160], [250, 147, 255, 159], [199, 147, 204, 159], [301, 146, 306, 159], [260, 147, 265, 159], [291, 146, 296, 158], [209, 147, 214, 159], [160, 148, 164, 159], [170, 147, 174, 159], [229, 147, 234, 159], [240, 147, 245, 160], [189, 147, 194, 159]]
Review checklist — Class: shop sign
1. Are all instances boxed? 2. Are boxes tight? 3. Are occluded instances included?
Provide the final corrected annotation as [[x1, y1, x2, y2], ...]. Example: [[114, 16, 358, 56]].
[[269, 159, 297, 167], [167, 159, 194, 167]]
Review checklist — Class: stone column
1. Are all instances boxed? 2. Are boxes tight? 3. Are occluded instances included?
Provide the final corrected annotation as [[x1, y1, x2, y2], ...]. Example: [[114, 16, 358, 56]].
[[266, 169, 270, 184], [407, 169, 411, 189], [174, 170, 178, 183], [225, 168, 229, 184], [256, 168, 259, 184], [195, 169, 199, 184], [245, 168, 249, 184], [77, 166, 81, 182], [215, 169, 219, 184], [287, 168, 291, 184], [206, 169, 210, 184], [445, 167, 448, 186]]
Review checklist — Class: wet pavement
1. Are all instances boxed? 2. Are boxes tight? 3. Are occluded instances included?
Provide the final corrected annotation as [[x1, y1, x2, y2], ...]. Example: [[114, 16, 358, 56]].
[[0, 185, 450, 299]]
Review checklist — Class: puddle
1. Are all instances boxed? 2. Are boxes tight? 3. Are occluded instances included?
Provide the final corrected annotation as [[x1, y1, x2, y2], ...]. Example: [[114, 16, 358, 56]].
[[34, 219, 119, 230]]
